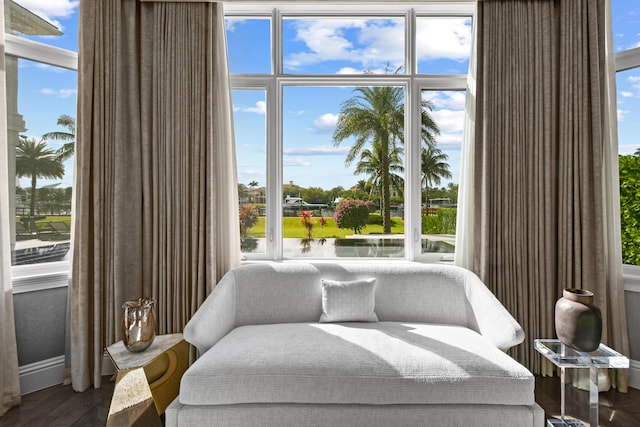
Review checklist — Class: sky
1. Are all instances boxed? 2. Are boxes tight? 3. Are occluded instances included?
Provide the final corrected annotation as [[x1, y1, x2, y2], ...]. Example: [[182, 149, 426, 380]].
[[9, 1, 640, 192], [12, 0, 78, 189], [228, 16, 471, 191], [230, 2, 640, 192]]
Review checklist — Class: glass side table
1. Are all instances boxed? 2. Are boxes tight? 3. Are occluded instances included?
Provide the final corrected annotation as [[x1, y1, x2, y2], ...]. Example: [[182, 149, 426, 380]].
[[534, 339, 629, 427]]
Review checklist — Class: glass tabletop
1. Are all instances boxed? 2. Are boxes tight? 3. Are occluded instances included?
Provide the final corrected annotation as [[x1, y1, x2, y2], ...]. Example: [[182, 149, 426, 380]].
[[534, 339, 629, 369]]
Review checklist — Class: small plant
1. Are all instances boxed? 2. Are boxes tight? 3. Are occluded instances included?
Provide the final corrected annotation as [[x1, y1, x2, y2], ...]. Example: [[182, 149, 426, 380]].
[[334, 199, 371, 234], [239, 204, 259, 241], [299, 211, 316, 239]]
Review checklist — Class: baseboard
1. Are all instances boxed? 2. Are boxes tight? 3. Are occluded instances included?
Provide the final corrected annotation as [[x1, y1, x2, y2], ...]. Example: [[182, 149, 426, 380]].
[[19, 355, 65, 395], [630, 359, 640, 390]]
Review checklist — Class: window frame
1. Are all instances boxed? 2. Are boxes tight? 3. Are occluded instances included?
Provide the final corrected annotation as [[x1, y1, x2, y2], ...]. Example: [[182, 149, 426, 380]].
[[226, 2, 475, 261], [6, 35, 78, 289], [615, 47, 640, 280]]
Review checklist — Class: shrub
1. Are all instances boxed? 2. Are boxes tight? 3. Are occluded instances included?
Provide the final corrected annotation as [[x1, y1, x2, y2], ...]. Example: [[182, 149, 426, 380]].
[[620, 152, 640, 265], [334, 199, 371, 234], [239, 204, 259, 241], [422, 208, 457, 235], [368, 213, 396, 226], [368, 213, 383, 225]]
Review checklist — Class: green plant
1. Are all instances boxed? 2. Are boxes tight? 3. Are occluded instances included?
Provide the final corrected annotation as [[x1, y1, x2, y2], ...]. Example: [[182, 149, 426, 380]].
[[620, 152, 640, 265], [334, 199, 371, 234], [239, 204, 259, 241], [422, 208, 457, 235]]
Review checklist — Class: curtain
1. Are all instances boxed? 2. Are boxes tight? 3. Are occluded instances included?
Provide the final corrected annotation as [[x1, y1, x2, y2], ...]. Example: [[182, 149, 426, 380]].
[[454, 8, 477, 270], [0, 0, 21, 414], [471, 0, 629, 390], [72, 0, 240, 391]]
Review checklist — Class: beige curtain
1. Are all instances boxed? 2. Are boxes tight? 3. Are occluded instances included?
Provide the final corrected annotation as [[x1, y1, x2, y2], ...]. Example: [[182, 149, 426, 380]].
[[472, 0, 629, 390], [0, 0, 21, 414], [72, 0, 240, 391]]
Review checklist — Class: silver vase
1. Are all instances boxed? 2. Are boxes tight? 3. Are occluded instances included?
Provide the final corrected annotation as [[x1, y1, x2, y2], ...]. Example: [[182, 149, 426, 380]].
[[121, 298, 156, 352]]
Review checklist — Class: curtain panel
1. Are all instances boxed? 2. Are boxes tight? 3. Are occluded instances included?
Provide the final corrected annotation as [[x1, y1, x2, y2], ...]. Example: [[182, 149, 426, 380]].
[[72, 0, 240, 391], [0, 0, 21, 414], [472, 0, 629, 389]]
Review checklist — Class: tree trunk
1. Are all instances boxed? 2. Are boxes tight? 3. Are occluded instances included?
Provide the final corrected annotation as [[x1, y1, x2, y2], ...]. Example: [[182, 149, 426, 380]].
[[30, 173, 36, 230], [381, 134, 391, 234]]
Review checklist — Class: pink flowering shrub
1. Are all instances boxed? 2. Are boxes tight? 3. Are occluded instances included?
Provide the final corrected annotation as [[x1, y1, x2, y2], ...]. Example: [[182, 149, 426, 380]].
[[334, 199, 371, 234], [239, 204, 259, 241]]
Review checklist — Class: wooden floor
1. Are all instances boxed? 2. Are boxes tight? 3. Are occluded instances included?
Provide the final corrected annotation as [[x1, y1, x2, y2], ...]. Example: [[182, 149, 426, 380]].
[[1, 375, 639, 426]]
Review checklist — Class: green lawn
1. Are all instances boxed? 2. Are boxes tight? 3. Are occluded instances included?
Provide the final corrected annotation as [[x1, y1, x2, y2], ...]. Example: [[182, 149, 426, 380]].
[[247, 216, 404, 239], [40, 216, 72, 227], [16, 216, 72, 228], [17, 215, 405, 239]]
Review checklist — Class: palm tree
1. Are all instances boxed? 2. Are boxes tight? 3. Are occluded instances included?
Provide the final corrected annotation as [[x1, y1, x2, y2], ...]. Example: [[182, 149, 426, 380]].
[[43, 114, 75, 161], [421, 145, 452, 204], [333, 85, 403, 233], [354, 140, 404, 199], [15, 137, 65, 223], [333, 75, 440, 233]]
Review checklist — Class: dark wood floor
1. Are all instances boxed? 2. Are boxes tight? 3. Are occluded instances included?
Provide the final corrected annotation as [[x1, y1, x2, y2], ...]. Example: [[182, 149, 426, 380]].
[[1, 375, 639, 426]]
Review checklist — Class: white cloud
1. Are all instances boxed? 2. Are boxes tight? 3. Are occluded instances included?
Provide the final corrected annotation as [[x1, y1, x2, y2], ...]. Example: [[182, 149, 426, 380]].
[[629, 75, 640, 92], [336, 67, 361, 74], [431, 109, 465, 134], [284, 18, 404, 71], [225, 18, 246, 32], [289, 110, 305, 116], [283, 158, 311, 167], [284, 146, 349, 156], [40, 88, 76, 98], [416, 17, 472, 62], [313, 113, 339, 132], [434, 133, 463, 149], [235, 101, 266, 114], [620, 91, 634, 98], [619, 144, 640, 155], [424, 91, 466, 110], [14, 0, 78, 29], [618, 109, 629, 121], [238, 168, 264, 177]]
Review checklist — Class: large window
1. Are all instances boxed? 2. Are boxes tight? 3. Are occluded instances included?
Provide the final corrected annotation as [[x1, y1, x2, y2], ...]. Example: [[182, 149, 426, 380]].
[[4, 2, 78, 275], [226, 3, 474, 261], [613, 0, 640, 267]]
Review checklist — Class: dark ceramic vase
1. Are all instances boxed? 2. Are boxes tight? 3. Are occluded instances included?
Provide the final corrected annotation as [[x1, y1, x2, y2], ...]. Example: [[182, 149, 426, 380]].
[[554, 288, 602, 352]]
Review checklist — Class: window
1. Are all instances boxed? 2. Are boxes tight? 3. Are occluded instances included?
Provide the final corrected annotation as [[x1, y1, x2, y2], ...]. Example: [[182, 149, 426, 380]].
[[227, 3, 473, 261], [4, 3, 78, 276], [613, 0, 640, 267]]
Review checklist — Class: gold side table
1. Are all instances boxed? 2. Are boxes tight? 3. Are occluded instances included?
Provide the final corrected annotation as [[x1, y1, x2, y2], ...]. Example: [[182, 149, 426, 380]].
[[106, 333, 189, 426]]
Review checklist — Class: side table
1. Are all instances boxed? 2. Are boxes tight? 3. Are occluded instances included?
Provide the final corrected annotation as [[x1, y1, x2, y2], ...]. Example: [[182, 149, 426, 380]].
[[534, 339, 629, 427], [106, 333, 189, 426]]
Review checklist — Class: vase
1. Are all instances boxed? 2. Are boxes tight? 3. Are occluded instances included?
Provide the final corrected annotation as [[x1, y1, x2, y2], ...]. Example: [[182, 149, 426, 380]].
[[121, 297, 156, 352], [554, 288, 602, 352]]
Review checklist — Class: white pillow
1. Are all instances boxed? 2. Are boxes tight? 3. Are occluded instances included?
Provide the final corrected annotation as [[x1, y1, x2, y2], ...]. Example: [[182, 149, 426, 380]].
[[319, 278, 378, 323]]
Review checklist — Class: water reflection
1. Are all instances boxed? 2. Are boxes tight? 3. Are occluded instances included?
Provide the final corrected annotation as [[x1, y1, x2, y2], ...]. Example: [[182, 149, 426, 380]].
[[242, 237, 454, 258]]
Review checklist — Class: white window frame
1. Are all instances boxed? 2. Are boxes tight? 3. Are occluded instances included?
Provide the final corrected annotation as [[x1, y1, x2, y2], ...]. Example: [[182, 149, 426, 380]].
[[615, 47, 640, 284], [226, 2, 475, 261], [6, 35, 78, 290]]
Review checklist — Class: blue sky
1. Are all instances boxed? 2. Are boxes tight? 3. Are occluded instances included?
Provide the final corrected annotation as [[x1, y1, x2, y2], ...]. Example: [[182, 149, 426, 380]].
[[12, 0, 78, 189], [228, 16, 471, 191], [11, 1, 640, 191], [230, 3, 640, 192], [613, 1, 640, 156]]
